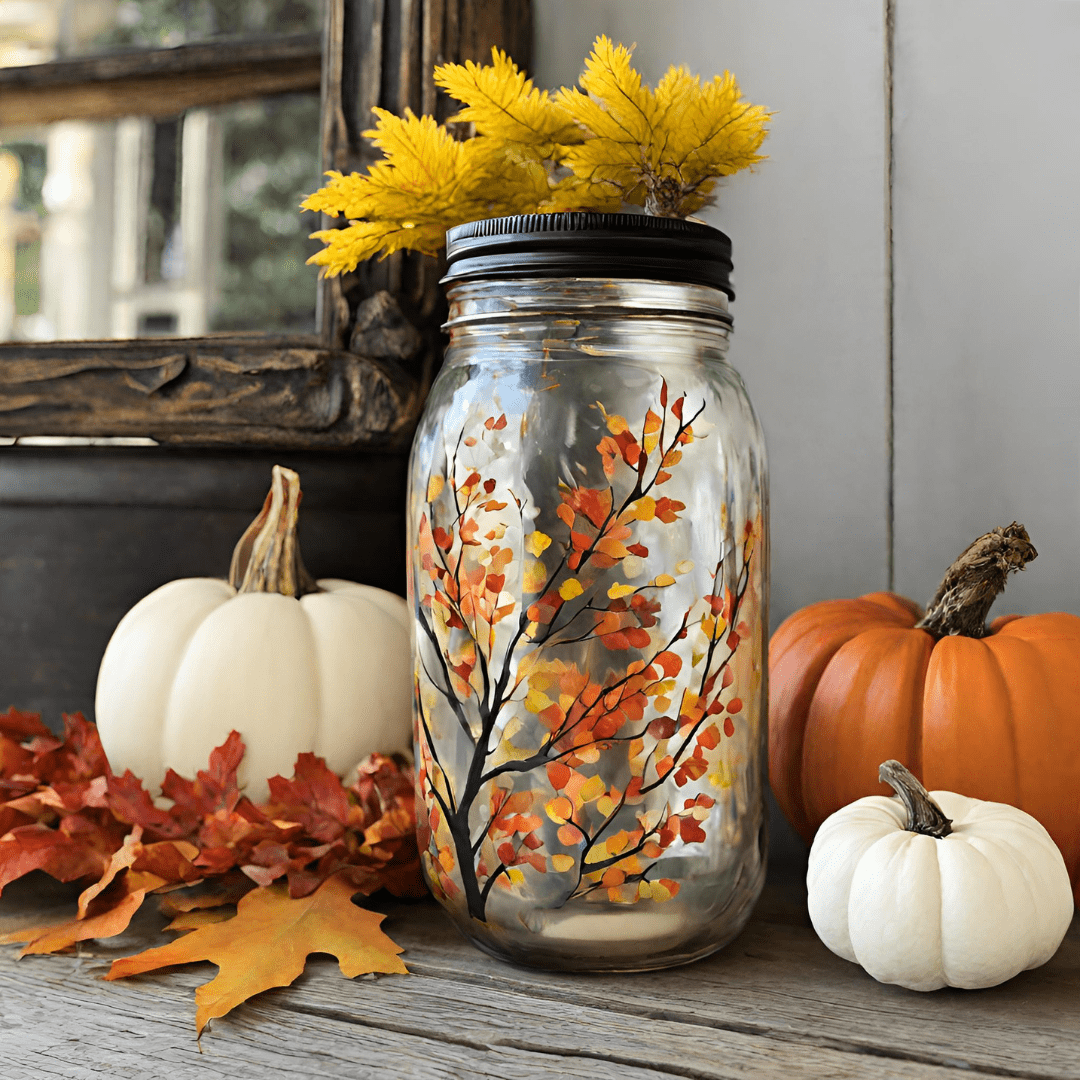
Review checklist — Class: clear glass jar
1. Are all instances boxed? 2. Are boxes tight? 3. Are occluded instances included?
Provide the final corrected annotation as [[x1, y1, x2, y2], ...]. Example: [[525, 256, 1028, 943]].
[[407, 214, 769, 971]]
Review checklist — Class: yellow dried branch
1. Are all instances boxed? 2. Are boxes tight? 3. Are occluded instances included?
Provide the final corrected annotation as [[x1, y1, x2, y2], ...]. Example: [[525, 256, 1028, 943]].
[[302, 111, 552, 276], [434, 47, 582, 153], [557, 37, 771, 217], [303, 35, 770, 268]]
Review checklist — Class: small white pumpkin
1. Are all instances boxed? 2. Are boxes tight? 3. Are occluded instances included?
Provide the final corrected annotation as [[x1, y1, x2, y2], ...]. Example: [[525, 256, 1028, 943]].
[[96, 466, 412, 803], [808, 760, 1074, 991]]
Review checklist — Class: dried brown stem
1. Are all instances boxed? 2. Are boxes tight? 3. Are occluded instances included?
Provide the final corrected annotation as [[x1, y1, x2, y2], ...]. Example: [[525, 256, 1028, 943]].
[[915, 522, 1037, 638], [228, 466, 320, 597], [878, 760, 952, 838]]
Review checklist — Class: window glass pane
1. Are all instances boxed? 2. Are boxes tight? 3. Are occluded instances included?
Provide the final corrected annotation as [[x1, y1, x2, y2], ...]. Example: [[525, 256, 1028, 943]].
[[0, 1, 323, 68], [0, 92, 321, 342]]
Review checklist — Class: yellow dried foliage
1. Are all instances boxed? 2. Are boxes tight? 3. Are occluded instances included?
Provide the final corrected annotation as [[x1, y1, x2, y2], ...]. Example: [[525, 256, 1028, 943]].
[[303, 36, 770, 274], [556, 38, 770, 216]]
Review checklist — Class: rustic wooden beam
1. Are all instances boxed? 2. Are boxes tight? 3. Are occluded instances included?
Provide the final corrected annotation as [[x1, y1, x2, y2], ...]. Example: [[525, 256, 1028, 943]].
[[0, 34, 322, 126], [0, 312, 419, 449]]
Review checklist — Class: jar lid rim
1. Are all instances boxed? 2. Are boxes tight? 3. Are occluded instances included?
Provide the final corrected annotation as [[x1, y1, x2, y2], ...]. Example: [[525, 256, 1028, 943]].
[[443, 212, 734, 298]]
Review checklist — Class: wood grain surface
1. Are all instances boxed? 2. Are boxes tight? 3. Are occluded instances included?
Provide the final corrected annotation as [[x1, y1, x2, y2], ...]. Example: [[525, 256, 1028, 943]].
[[0, 332, 419, 448], [0, 865, 1075, 1079]]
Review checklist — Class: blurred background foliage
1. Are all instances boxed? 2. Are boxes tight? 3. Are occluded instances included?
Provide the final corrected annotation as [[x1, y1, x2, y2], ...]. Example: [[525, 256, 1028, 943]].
[[94, 0, 323, 50], [213, 94, 322, 333]]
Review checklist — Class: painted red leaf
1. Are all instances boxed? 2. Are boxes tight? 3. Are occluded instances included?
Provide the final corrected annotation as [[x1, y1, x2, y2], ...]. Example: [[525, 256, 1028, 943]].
[[647, 717, 676, 740]]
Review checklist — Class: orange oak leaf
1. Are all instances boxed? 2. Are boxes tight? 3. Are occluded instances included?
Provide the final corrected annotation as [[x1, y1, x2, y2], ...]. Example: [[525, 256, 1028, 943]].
[[0, 861, 166, 956], [106, 872, 408, 1035], [0, 824, 108, 895], [164, 908, 236, 932], [0, 706, 54, 741], [158, 873, 255, 916]]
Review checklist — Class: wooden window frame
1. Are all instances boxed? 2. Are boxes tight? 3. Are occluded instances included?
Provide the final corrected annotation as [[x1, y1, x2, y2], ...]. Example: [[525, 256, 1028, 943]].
[[0, 0, 531, 449]]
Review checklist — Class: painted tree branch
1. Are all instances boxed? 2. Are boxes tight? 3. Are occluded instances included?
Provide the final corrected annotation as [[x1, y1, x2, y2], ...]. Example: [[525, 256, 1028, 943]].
[[415, 380, 760, 921]]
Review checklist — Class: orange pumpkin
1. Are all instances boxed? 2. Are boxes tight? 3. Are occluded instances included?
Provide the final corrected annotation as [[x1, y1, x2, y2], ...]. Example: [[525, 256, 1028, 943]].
[[770, 523, 1080, 902]]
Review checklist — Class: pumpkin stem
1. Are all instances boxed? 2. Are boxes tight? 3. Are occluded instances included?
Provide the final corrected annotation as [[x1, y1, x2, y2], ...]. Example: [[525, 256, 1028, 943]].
[[914, 522, 1037, 638], [878, 760, 952, 838], [229, 466, 321, 597]]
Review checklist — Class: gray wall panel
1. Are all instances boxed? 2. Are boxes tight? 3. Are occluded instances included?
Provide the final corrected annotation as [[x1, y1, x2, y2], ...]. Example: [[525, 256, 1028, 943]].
[[892, 0, 1080, 613], [534, 0, 892, 625]]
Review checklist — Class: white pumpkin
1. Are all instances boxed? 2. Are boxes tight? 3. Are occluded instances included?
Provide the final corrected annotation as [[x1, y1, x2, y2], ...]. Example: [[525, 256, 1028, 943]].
[[808, 760, 1074, 991], [95, 466, 412, 803]]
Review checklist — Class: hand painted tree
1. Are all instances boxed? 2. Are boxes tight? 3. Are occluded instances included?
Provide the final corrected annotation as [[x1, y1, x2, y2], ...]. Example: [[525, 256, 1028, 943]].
[[412, 380, 760, 923]]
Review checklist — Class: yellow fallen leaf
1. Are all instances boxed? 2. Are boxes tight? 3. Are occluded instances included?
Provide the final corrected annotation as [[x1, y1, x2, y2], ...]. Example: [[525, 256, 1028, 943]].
[[164, 908, 236, 932], [106, 872, 407, 1036]]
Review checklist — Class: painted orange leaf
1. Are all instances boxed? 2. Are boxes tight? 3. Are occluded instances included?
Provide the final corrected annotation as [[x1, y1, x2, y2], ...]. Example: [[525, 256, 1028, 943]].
[[107, 872, 407, 1035]]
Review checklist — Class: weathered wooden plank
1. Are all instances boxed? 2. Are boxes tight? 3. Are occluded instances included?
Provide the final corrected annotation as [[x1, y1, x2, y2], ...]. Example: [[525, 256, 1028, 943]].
[[0, 331, 419, 448], [0, 953, 1015, 1080], [377, 890, 1080, 1080], [0, 964, 681, 1079], [0, 34, 322, 126], [0, 878, 1023, 1080]]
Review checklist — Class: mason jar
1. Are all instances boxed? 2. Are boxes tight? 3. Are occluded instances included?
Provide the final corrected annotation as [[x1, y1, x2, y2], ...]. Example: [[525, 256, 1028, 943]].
[[407, 213, 768, 971]]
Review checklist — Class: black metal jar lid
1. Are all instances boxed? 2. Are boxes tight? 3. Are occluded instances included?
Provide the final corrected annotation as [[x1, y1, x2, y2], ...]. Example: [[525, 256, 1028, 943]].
[[443, 212, 734, 299]]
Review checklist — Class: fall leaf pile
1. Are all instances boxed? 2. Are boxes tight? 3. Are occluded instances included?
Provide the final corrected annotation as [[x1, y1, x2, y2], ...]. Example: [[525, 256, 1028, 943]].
[[303, 35, 771, 272], [0, 707, 423, 1033]]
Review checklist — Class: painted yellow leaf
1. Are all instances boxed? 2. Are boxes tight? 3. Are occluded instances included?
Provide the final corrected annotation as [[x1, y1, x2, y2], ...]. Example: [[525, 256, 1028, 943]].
[[426, 475, 444, 502], [550, 854, 576, 873], [525, 688, 553, 714], [525, 530, 552, 557], [559, 579, 584, 601], [607, 582, 636, 599], [579, 774, 607, 803], [523, 560, 548, 594], [651, 880, 676, 902], [675, 559, 695, 575], [597, 401, 629, 434], [505, 868, 526, 886], [652, 574, 677, 588]]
